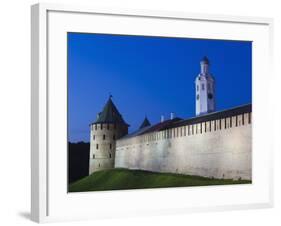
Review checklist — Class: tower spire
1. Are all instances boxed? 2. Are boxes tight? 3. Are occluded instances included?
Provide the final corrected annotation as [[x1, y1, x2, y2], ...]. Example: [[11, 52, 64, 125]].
[[200, 56, 210, 75], [139, 116, 151, 129]]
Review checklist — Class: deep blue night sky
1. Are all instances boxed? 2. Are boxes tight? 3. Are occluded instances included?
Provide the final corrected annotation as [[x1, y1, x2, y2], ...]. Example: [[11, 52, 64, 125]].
[[68, 33, 252, 142]]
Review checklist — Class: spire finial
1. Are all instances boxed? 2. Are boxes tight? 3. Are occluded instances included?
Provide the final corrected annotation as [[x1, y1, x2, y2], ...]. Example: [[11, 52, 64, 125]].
[[201, 56, 209, 64], [200, 56, 210, 74]]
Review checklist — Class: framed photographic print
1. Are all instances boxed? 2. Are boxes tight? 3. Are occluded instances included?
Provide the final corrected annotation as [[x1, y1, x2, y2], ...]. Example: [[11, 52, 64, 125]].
[[31, 3, 274, 223]]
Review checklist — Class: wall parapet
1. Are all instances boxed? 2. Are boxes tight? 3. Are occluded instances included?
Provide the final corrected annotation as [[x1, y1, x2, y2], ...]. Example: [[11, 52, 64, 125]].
[[117, 112, 251, 148]]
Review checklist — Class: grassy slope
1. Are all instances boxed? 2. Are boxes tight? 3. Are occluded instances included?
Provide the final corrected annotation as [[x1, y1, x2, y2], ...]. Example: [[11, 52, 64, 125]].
[[69, 168, 251, 192]]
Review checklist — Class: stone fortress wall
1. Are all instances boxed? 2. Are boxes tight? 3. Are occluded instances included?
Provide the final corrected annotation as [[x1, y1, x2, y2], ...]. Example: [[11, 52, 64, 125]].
[[115, 112, 252, 180]]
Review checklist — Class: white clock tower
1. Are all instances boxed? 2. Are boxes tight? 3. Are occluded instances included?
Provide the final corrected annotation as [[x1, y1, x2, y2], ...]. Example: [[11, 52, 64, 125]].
[[195, 57, 215, 116]]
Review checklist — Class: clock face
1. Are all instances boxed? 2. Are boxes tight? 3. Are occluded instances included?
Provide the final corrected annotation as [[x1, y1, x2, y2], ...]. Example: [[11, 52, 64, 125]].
[[208, 93, 213, 99]]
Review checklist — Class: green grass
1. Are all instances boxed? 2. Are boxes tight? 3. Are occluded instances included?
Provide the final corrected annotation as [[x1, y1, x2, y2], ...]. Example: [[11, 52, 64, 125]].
[[69, 168, 251, 192]]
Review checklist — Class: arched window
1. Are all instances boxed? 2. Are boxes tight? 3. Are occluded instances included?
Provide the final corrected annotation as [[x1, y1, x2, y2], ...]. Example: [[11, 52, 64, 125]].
[[202, 84, 205, 90], [96, 144, 99, 149], [101, 124, 103, 130], [93, 135, 95, 140], [113, 135, 116, 140], [109, 153, 112, 158], [103, 134, 105, 140], [107, 124, 109, 130], [110, 143, 112, 149]]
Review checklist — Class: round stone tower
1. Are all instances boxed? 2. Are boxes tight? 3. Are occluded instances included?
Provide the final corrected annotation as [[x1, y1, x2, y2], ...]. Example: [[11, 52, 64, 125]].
[[89, 96, 129, 174]]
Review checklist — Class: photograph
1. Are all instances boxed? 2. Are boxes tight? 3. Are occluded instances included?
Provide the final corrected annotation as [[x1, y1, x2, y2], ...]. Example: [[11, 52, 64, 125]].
[[67, 32, 252, 192]]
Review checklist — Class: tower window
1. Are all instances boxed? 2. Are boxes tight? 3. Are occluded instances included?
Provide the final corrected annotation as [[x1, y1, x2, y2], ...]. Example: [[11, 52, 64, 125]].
[[107, 124, 110, 130], [113, 135, 116, 140], [197, 85, 199, 91], [96, 144, 99, 149], [109, 153, 112, 158], [95, 124, 97, 130], [93, 135, 95, 140], [110, 143, 112, 149], [101, 124, 103, 130], [202, 84, 205, 90], [93, 154, 95, 159], [196, 94, 199, 100], [103, 134, 105, 140]]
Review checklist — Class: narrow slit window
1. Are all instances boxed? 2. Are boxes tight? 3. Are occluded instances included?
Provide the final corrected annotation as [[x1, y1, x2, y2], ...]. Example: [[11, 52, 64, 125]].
[[214, 121, 216, 131]]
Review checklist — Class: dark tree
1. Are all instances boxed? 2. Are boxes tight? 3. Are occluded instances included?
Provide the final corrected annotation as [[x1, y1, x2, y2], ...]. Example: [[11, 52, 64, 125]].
[[68, 142, 90, 184]]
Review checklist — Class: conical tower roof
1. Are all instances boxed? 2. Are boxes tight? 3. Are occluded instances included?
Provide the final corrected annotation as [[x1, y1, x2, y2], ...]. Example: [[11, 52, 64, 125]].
[[93, 96, 129, 126], [139, 116, 151, 129]]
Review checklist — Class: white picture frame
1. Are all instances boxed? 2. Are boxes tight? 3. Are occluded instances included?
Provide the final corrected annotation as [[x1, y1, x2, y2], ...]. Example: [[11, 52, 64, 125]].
[[31, 3, 274, 223]]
